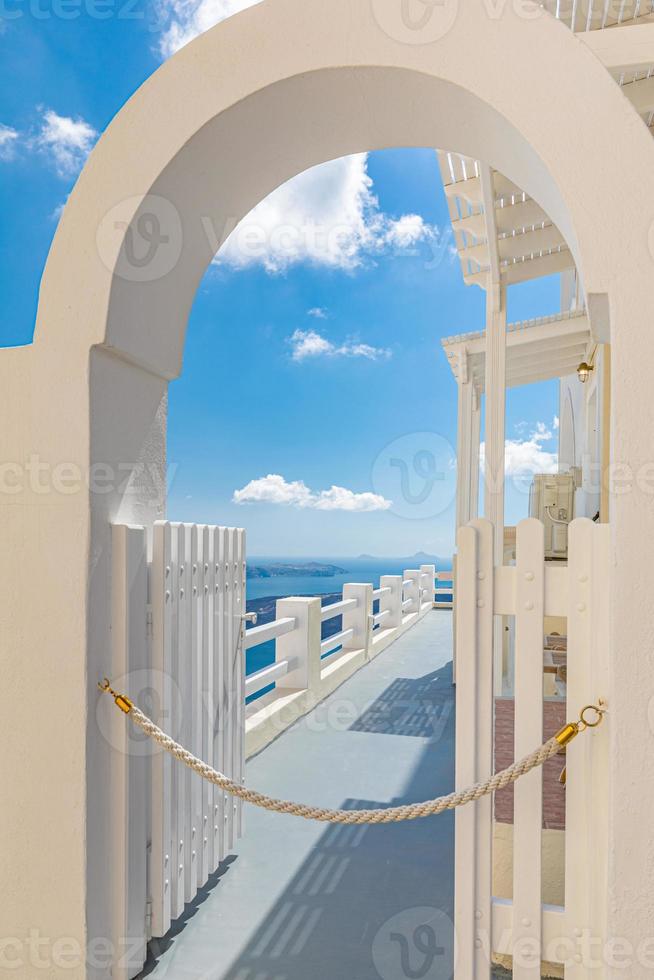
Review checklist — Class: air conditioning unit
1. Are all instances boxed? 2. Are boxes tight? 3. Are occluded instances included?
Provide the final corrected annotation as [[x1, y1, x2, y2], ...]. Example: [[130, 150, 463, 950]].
[[529, 473, 575, 559]]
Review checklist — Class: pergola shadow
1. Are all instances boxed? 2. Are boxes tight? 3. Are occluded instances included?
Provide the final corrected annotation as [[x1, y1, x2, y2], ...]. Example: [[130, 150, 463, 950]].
[[218, 664, 456, 980]]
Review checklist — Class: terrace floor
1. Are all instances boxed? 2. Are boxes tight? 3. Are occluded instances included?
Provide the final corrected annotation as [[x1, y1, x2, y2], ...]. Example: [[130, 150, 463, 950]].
[[140, 611, 462, 980]]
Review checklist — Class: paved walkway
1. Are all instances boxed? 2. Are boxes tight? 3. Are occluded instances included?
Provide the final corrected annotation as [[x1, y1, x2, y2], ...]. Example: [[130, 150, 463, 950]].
[[140, 612, 458, 980]]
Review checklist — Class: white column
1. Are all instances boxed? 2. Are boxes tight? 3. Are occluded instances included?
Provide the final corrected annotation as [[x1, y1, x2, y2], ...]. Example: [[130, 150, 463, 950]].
[[470, 385, 481, 520], [483, 282, 507, 562], [484, 282, 507, 697], [456, 351, 474, 531]]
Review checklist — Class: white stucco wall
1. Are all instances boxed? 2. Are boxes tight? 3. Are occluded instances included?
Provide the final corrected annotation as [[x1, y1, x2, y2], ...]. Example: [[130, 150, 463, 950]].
[[2, 2, 654, 976]]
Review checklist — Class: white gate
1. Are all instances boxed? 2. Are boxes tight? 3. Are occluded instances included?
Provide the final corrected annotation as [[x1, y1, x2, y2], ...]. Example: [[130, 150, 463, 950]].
[[110, 521, 246, 978], [455, 518, 610, 979]]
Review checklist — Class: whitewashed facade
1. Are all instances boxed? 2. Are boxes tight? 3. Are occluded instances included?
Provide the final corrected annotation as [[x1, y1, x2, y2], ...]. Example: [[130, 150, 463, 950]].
[[2, 3, 654, 979]]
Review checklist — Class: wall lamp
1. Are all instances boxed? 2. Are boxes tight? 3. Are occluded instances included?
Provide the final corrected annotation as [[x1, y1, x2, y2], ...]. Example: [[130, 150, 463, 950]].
[[577, 346, 598, 384], [577, 361, 594, 383]]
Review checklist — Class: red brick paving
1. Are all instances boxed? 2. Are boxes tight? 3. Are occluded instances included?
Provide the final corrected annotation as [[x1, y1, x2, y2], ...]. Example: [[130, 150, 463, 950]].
[[494, 698, 567, 830]]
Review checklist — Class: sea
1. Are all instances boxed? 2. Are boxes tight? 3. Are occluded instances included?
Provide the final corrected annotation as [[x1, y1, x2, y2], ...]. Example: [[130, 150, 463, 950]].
[[246, 555, 452, 602]]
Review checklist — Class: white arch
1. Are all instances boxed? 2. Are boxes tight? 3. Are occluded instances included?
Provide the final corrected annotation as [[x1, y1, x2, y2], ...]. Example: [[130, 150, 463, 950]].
[[3, 2, 654, 976]]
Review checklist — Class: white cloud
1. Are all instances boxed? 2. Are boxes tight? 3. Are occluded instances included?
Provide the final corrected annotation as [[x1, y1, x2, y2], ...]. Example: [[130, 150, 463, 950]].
[[384, 213, 432, 249], [308, 307, 328, 319], [36, 109, 97, 178], [0, 124, 19, 162], [215, 154, 440, 273], [481, 420, 558, 480], [289, 329, 391, 363], [233, 474, 392, 512], [157, 0, 262, 57]]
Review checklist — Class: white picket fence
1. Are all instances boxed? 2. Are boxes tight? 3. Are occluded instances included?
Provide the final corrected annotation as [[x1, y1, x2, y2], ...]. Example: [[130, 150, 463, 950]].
[[110, 521, 246, 978], [109, 521, 442, 978], [454, 518, 609, 978]]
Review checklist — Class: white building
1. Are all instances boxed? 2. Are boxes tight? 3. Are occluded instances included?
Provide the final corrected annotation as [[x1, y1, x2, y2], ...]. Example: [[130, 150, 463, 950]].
[[2, 2, 654, 978]]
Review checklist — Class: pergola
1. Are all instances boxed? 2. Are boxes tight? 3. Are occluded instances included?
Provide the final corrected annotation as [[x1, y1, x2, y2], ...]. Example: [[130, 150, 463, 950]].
[[442, 310, 591, 528], [436, 8, 654, 557]]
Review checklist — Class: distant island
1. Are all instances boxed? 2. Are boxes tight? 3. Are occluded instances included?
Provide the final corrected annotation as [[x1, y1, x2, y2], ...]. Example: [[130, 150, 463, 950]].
[[247, 562, 348, 580], [356, 550, 443, 563]]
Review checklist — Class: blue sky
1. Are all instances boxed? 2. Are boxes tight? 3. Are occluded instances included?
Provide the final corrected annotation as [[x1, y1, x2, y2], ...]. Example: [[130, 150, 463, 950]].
[[0, 0, 560, 557]]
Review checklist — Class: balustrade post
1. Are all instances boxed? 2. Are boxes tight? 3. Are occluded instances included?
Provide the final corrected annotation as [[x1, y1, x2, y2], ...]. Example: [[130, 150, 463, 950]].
[[380, 575, 403, 628], [275, 597, 322, 693], [420, 564, 436, 609], [342, 583, 373, 657], [404, 570, 421, 615]]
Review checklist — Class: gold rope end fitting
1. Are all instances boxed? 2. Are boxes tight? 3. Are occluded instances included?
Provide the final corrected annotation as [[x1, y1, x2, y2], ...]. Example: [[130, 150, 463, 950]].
[[555, 723, 580, 748], [114, 694, 134, 714], [98, 678, 133, 714], [555, 702, 606, 748]]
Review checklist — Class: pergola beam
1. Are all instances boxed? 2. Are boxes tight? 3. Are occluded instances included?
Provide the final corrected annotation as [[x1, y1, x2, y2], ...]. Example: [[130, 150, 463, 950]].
[[452, 197, 548, 239], [442, 312, 591, 390], [463, 248, 574, 288], [459, 224, 566, 267], [579, 21, 654, 74]]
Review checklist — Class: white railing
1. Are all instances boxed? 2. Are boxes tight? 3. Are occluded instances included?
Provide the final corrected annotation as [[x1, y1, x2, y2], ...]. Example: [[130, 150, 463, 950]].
[[244, 616, 297, 649], [454, 518, 609, 979], [321, 627, 355, 657], [244, 658, 290, 698], [243, 564, 439, 755]]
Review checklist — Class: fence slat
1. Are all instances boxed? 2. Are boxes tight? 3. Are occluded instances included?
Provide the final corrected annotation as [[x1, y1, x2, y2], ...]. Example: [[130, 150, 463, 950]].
[[190, 526, 203, 890], [234, 528, 246, 839], [224, 529, 235, 851], [213, 526, 226, 869], [111, 524, 148, 979], [471, 518, 495, 978], [150, 521, 173, 937], [565, 520, 610, 978], [171, 524, 188, 919], [200, 526, 213, 886], [455, 523, 479, 980], [513, 518, 545, 980]]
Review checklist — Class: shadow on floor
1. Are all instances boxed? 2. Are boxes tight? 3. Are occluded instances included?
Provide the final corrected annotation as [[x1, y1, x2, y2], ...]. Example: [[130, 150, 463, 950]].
[[350, 666, 455, 739], [140, 660, 460, 979], [138, 858, 237, 976], [220, 662, 456, 980]]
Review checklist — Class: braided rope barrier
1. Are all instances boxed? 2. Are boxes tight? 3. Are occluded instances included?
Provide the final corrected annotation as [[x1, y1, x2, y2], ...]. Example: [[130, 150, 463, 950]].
[[100, 680, 605, 826]]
